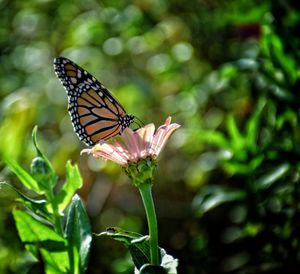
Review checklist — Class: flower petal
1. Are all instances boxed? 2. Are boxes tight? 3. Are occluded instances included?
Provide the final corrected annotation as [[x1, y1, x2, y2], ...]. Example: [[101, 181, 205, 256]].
[[150, 122, 181, 156], [136, 123, 155, 157], [81, 117, 180, 165]]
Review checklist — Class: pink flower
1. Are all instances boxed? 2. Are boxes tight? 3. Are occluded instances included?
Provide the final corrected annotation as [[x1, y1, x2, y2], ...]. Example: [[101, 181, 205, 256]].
[[81, 117, 181, 166]]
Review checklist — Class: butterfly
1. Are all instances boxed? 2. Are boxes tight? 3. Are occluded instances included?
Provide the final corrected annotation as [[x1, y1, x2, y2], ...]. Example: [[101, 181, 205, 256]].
[[53, 57, 135, 146]]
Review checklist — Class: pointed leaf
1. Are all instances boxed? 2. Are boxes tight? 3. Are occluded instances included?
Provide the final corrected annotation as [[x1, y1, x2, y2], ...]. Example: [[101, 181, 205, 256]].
[[193, 185, 246, 216], [226, 114, 244, 151], [40, 248, 70, 274], [65, 194, 92, 274], [54, 162, 83, 212], [13, 209, 69, 273], [0, 182, 49, 220], [31, 126, 58, 190], [245, 98, 266, 148], [4, 157, 42, 194], [256, 163, 290, 190], [100, 227, 151, 269], [101, 228, 178, 273], [13, 209, 66, 244]]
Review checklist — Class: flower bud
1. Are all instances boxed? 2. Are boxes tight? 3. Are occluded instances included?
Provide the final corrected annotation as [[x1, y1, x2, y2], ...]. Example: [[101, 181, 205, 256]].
[[31, 156, 57, 191]]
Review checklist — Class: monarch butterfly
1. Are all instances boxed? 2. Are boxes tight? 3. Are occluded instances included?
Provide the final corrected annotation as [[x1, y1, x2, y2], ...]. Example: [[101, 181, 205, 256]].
[[53, 57, 135, 146]]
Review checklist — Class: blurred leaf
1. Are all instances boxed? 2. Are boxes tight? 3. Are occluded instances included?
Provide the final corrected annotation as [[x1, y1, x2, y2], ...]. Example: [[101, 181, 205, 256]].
[[193, 185, 246, 216], [223, 155, 264, 174], [245, 97, 266, 149], [256, 163, 290, 190], [276, 109, 298, 129], [193, 130, 229, 147], [54, 161, 83, 213], [226, 114, 244, 151], [4, 157, 42, 194], [65, 194, 92, 274], [0, 94, 36, 161], [219, 64, 238, 79]]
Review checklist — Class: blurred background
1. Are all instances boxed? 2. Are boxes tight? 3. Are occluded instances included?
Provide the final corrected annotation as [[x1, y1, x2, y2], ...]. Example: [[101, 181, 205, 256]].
[[1, 0, 300, 273]]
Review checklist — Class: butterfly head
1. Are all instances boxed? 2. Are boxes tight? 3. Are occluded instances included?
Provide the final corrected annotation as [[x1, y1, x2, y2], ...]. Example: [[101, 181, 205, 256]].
[[120, 114, 135, 132]]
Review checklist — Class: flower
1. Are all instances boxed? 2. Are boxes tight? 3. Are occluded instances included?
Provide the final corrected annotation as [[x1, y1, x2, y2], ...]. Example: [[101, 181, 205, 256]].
[[81, 117, 180, 166]]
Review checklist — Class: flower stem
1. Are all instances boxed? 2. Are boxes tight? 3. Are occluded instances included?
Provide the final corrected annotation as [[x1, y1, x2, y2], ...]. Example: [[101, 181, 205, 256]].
[[138, 182, 159, 265], [46, 191, 64, 236]]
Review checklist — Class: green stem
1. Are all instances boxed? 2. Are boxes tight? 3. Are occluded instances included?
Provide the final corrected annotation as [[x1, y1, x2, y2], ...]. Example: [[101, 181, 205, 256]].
[[46, 191, 64, 236], [138, 183, 159, 265]]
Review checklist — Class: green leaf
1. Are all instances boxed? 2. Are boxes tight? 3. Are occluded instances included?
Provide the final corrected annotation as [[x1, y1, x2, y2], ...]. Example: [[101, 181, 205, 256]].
[[193, 185, 246, 216], [0, 182, 49, 220], [65, 194, 92, 274], [40, 248, 69, 274], [245, 98, 266, 149], [226, 114, 244, 151], [31, 126, 58, 191], [193, 130, 229, 147], [100, 227, 151, 270], [256, 163, 290, 190], [0, 181, 22, 206], [13, 209, 69, 273], [13, 209, 66, 244], [54, 161, 83, 212], [100, 228, 178, 273], [4, 157, 42, 194]]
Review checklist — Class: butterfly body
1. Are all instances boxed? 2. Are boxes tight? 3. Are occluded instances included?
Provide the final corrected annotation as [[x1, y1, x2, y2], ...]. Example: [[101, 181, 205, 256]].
[[54, 57, 134, 146]]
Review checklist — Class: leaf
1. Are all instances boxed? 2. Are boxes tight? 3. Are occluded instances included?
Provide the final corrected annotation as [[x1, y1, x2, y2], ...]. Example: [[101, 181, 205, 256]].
[[100, 228, 178, 273], [194, 130, 229, 148], [13, 209, 66, 245], [31, 126, 58, 190], [193, 185, 246, 216], [40, 248, 69, 274], [256, 163, 290, 190], [54, 161, 83, 213], [100, 227, 151, 270], [245, 98, 266, 149], [226, 114, 244, 151], [0, 182, 49, 221], [13, 209, 69, 273], [65, 194, 92, 274], [0, 181, 22, 206], [4, 157, 42, 194]]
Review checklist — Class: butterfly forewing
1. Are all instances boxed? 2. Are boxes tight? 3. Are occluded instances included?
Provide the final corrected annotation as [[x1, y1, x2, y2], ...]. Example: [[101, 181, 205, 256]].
[[53, 57, 134, 146]]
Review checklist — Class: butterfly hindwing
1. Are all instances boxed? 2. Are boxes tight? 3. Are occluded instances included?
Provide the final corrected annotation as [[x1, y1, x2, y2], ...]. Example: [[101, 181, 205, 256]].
[[53, 57, 134, 146]]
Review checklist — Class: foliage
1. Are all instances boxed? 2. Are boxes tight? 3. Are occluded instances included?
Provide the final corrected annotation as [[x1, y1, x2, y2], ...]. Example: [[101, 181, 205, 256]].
[[1, 128, 91, 274], [100, 227, 177, 274]]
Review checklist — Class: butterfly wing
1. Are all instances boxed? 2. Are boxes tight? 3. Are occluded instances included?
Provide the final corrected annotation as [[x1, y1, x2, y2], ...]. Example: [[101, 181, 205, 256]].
[[54, 57, 134, 146]]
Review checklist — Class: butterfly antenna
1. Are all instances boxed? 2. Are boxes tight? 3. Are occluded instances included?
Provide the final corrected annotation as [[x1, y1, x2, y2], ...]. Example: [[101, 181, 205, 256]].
[[134, 116, 145, 128]]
